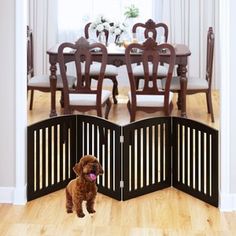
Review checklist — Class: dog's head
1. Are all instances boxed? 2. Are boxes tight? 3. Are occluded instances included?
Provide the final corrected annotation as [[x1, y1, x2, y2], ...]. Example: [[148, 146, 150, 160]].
[[73, 155, 103, 182]]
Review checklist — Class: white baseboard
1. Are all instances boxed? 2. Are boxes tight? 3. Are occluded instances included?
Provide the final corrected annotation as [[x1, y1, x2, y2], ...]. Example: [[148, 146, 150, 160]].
[[0, 185, 27, 205], [220, 193, 236, 211], [0, 187, 14, 203], [13, 185, 27, 205]]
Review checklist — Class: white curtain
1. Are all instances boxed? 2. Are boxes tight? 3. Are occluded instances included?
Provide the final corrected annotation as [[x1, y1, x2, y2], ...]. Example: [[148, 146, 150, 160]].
[[159, 0, 220, 89], [28, 0, 58, 74], [57, 0, 154, 43]]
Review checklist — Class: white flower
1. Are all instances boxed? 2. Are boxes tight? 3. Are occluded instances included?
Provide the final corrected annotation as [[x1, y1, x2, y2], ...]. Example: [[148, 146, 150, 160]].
[[103, 22, 110, 30], [111, 22, 127, 36], [96, 24, 104, 32], [114, 28, 121, 35], [90, 15, 111, 32]]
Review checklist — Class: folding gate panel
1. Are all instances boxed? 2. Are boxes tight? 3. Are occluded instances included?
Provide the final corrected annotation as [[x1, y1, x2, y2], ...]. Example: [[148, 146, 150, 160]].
[[76, 115, 122, 200], [27, 115, 218, 206], [172, 117, 219, 207], [123, 117, 172, 200], [27, 115, 77, 201]]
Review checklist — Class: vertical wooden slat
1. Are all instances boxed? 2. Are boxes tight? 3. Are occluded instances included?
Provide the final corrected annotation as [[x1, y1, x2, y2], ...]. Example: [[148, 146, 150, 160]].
[[143, 127, 147, 187], [53, 125, 58, 184], [184, 125, 188, 186], [94, 125, 98, 158], [110, 129, 114, 190], [149, 126, 153, 185], [27, 127, 34, 196], [179, 125, 183, 184], [206, 133, 210, 195], [48, 126, 52, 186], [89, 123, 93, 155], [200, 132, 205, 194], [195, 130, 199, 191], [160, 124, 164, 181], [36, 129, 40, 191], [64, 126, 69, 180], [189, 127, 193, 188], [155, 125, 159, 183], [59, 123, 64, 183], [104, 128, 108, 188], [137, 129, 141, 189], [212, 130, 218, 205], [84, 122, 88, 155], [98, 126, 103, 186], [131, 130, 135, 191], [42, 128, 46, 188]]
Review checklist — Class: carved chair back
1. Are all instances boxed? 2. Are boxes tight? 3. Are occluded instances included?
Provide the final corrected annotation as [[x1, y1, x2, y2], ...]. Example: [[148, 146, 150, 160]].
[[132, 19, 168, 42], [125, 37, 176, 121], [57, 37, 109, 115]]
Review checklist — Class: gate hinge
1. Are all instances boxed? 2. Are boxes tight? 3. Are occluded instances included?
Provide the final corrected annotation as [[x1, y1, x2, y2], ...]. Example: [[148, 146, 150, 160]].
[[120, 135, 124, 143], [120, 180, 124, 188]]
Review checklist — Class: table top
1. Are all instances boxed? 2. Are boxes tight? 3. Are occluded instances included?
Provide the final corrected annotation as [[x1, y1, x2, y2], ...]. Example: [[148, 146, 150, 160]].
[[47, 42, 191, 57]]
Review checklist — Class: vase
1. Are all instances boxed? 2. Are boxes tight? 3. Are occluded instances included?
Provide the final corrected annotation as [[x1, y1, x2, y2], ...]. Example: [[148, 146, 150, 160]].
[[98, 31, 106, 45], [115, 35, 121, 46]]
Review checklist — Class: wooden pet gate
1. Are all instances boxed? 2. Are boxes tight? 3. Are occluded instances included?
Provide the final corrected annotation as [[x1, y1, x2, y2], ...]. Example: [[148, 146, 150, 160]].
[[27, 115, 218, 207]]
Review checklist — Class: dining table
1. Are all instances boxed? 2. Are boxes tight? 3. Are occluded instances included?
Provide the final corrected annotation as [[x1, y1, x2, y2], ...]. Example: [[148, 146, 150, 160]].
[[47, 42, 191, 117]]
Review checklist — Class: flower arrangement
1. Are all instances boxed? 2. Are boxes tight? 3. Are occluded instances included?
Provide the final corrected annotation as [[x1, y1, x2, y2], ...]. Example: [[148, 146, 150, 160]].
[[110, 22, 127, 45], [110, 22, 127, 37], [90, 15, 111, 32], [124, 4, 139, 19]]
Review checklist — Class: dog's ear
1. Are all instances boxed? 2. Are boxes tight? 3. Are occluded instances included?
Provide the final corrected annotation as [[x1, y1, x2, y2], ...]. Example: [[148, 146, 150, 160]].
[[98, 163, 104, 175], [73, 162, 83, 176]]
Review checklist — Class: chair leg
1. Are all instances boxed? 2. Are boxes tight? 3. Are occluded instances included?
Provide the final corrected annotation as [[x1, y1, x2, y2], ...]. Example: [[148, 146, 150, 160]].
[[127, 101, 135, 122], [206, 92, 214, 122], [60, 90, 64, 108], [176, 91, 181, 110], [105, 99, 112, 119], [111, 77, 118, 104], [29, 89, 34, 110]]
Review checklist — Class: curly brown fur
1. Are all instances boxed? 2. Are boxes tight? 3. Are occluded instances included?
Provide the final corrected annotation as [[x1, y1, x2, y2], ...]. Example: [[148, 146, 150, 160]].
[[65, 155, 103, 218]]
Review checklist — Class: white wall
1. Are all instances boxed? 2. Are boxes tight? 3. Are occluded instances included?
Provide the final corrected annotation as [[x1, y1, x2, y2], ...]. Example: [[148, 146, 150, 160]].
[[229, 1, 236, 193], [0, 1, 16, 189], [0, 0, 27, 204]]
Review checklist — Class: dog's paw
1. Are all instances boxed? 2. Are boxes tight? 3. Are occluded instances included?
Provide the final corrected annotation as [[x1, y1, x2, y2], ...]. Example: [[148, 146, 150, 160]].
[[66, 209, 73, 214], [87, 209, 96, 214], [77, 212, 85, 218]]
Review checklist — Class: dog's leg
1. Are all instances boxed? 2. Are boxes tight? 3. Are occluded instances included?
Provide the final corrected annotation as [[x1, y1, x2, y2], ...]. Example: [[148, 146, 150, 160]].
[[86, 196, 96, 214], [74, 195, 85, 218], [65, 188, 73, 213]]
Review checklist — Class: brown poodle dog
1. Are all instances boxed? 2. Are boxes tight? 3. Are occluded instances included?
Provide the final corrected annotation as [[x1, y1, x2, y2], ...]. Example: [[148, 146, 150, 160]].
[[65, 155, 103, 218]]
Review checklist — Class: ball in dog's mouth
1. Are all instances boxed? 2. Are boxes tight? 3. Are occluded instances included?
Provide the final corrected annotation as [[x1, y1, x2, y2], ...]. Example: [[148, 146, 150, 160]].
[[88, 173, 97, 181]]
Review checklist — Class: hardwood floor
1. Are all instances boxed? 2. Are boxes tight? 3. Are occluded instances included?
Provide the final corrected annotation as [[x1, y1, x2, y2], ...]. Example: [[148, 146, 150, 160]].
[[27, 88, 219, 129], [1, 89, 230, 236]]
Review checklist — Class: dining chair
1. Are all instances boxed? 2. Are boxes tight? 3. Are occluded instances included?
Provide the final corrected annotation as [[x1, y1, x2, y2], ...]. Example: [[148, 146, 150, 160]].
[[132, 19, 168, 43], [57, 37, 112, 118], [161, 27, 215, 122], [131, 19, 169, 89], [27, 26, 76, 110], [125, 38, 176, 122], [84, 22, 119, 104]]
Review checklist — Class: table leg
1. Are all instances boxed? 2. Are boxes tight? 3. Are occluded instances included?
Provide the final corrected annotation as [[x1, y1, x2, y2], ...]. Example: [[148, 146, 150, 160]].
[[177, 64, 187, 117], [49, 63, 57, 117]]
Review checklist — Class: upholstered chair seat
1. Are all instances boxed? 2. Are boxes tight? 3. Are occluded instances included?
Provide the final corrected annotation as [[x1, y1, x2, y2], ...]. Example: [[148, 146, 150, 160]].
[[28, 74, 76, 88]]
